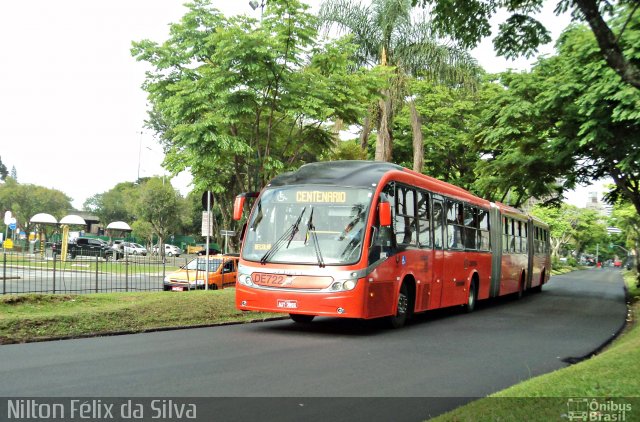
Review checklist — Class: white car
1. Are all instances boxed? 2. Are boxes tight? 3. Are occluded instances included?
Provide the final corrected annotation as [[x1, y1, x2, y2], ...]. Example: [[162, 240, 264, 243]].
[[153, 244, 182, 257], [123, 242, 147, 255]]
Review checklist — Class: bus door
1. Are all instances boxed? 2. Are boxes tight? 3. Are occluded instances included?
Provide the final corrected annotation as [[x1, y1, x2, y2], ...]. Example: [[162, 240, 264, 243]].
[[429, 196, 445, 309], [441, 200, 468, 307]]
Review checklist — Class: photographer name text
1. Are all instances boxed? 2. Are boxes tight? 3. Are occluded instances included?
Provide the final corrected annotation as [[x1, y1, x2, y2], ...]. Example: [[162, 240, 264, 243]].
[[7, 399, 196, 420]]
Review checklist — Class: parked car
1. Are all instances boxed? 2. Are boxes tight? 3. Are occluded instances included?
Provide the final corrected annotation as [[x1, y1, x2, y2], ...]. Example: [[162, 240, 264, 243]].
[[152, 244, 182, 257], [196, 246, 221, 256], [122, 242, 147, 255], [187, 244, 221, 255], [53, 238, 123, 260], [163, 255, 238, 291]]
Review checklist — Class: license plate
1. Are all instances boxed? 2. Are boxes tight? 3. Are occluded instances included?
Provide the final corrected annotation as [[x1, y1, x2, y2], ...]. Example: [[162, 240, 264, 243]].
[[277, 299, 298, 309], [252, 273, 286, 286], [171, 286, 184, 292]]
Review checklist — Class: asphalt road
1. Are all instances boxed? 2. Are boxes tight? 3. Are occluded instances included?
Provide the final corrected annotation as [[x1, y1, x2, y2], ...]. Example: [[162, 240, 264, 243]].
[[0, 269, 627, 421]]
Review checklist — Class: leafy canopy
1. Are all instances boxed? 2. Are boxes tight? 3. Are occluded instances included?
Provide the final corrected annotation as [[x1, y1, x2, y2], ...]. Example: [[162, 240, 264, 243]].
[[132, 0, 384, 194]]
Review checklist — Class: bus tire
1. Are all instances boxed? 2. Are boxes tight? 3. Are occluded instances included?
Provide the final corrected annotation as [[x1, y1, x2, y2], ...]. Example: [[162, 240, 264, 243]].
[[290, 314, 315, 323], [517, 275, 525, 299], [465, 280, 478, 313], [388, 282, 410, 329], [532, 270, 545, 293]]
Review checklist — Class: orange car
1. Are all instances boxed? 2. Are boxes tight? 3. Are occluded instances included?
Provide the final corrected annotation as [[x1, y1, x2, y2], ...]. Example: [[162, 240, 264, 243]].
[[163, 255, 238, 291]]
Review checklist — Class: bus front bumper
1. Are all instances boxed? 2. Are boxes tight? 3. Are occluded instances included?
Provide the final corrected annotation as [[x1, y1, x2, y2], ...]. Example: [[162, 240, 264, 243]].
[[235, 284, 366, 319]]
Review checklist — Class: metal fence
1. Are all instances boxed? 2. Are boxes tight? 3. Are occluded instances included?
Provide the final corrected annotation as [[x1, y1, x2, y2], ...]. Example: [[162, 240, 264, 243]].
[[0, 248, 195, 295]]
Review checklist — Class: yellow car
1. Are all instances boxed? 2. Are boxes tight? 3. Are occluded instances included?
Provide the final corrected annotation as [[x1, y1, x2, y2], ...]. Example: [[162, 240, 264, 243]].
[[163, 255, 238, 291]]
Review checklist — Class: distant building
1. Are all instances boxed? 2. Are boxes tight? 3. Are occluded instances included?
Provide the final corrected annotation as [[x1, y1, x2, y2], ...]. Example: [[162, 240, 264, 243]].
[[585, 191, 612, 217]]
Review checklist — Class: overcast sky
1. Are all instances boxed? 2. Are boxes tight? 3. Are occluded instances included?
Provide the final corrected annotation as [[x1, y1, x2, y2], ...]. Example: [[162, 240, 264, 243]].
[[1, 0, 597, 211]]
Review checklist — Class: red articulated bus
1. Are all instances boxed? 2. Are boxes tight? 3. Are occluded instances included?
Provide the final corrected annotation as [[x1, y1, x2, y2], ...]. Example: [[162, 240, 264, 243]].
[[234, 161, 550, 327]]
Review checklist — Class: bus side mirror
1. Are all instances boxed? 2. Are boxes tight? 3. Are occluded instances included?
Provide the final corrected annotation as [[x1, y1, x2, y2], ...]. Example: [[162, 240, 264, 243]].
[[379, 202, 391, 227], [233, 196, 245, 221], [233, 192, 259, 221]]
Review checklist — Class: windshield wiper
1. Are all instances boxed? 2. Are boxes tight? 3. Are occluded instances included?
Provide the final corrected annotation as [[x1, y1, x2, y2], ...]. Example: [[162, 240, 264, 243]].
[[304, 207, 325, 268], [260, 207, 306, 265]]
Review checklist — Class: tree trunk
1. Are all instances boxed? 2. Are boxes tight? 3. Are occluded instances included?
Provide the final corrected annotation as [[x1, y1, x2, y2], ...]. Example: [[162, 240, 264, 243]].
[[575, 0, 640, 90], [409, 99, 424, 173], [551, 238, 563, 259], [360, 113, 372, 151], [375, 93, 393, 162]]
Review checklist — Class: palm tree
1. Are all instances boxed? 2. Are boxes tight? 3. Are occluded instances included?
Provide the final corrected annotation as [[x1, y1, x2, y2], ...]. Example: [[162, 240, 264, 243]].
[[319, 0, 479, 171]]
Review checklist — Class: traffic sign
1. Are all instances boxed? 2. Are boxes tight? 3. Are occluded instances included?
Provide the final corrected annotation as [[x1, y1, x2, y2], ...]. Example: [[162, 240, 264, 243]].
[[4, 211, 12, 225], [202, 191, 214, 210], [3, 239, 13, 249], [220, 230, 236, 236], [201, 211, 213, 237], [9, 222, 16, 230]]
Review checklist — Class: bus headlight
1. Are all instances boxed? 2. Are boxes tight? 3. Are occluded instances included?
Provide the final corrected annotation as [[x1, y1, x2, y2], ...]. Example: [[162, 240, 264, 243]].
[[342, 279, 357, 291], [330, 279, 357, 291], [239, 274, 253, 287]]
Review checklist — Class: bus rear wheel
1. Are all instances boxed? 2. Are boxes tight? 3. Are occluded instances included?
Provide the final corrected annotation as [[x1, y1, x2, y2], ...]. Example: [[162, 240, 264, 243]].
[[290, 314, 315, 323], [465, 281, 477, 313]]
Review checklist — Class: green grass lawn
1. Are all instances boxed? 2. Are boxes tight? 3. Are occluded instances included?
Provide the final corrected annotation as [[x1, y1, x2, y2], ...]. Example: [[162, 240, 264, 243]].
[[430, 271, 640, 421], [0, 289, 283, 344]]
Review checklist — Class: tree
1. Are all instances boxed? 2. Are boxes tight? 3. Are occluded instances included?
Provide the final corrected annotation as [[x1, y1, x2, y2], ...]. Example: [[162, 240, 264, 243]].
[[413, 0, 640, 90], [319, 0, 479, 170], [610, 200, 640, 282], [133, 0, 382, 239], [472, 70, 576, 207], [0, 178, 72, 233], [392, 80, 487, 190], [131, 220, 155, 249], [83, 182, 139, 227], [537, 15, 640, 216], [569, 208, 608, 258], [530, 203, 606, 260], [471, 9, 640, 212], [10, 166, 16, 181], [0, 157, 7, 181], [135, 177, 184, 252]]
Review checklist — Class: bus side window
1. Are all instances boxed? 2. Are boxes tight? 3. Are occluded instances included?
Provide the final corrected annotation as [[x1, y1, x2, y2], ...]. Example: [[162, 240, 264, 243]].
[[395, 185, 417, 246], [417, 191, 431, 248], [446, 201, 464, 249], [433, 199, 444, 249], [464, 205, 477, 250], [477, 209, 490, 251], [503, 217, 510, 254]]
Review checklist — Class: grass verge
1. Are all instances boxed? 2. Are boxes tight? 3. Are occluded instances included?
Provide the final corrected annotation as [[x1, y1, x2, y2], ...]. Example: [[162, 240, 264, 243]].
[[0, 289, 283, 344], [430, 271, 640, 421]]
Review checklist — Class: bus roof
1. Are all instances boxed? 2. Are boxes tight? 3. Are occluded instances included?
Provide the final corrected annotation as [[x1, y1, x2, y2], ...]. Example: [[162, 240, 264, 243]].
[[267, 160, 484, 202], [267, 161, 403, 188], [266, 161, 489, 205]]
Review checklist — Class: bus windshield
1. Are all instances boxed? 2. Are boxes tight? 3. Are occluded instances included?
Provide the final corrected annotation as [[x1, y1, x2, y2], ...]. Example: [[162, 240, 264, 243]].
[[242, 186, 374, 265]]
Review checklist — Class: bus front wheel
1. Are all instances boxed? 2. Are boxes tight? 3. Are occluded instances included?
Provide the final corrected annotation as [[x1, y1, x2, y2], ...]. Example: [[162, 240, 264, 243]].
[[290, 314, 315, 323], [388, 283, 409, 329]]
